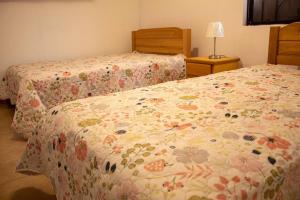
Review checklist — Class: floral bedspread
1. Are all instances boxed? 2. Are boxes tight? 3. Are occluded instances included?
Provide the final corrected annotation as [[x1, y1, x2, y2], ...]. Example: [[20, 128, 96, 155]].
[[2, 52, 185, 138], [17, 65, 300, 200]]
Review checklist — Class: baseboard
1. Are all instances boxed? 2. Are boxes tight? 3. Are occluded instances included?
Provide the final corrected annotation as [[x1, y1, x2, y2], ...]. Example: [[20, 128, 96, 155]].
[[0, 99, 15, 107]]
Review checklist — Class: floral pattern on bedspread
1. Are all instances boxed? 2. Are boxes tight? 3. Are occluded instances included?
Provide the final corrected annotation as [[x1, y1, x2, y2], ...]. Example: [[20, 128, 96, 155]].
[[3, 52, 185, 138], [17, 65, 300, 200]]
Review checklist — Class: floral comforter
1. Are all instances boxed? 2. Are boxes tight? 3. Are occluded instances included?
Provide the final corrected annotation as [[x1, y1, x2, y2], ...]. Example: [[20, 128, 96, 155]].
[[17, 65, 300, 200], [2, 52, 185, 138]]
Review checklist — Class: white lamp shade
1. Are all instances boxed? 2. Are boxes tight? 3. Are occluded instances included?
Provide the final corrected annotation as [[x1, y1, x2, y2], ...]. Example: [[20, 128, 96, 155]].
[[206, 22, 224, 38]]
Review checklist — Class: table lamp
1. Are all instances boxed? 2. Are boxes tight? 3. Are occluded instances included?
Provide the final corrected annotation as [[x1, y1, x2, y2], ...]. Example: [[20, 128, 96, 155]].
[[206, 22, 224, 59]]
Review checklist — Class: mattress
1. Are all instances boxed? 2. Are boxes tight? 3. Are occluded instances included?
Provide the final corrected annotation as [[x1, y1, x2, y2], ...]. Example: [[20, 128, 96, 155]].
[[3, 52, 185, 138], [17, 64, 300, 200]]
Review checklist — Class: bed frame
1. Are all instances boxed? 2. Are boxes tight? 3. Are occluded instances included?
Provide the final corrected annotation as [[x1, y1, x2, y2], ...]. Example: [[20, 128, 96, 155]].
[[132, 27, 191, 57], [268, 22, 300, 66]]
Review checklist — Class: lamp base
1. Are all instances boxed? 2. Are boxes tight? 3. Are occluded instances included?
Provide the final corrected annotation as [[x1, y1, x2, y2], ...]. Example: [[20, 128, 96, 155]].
[[208, 55, 225, 59]]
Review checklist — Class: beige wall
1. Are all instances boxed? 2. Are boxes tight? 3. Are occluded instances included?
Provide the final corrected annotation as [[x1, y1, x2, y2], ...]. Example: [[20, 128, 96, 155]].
[[0, 0, 140, 79], [140, 0, 273, 67], [0, 0, 282, 81]]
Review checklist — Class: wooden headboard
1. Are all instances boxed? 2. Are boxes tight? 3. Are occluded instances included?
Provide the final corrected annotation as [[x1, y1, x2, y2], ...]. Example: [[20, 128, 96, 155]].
[[268, 22, 300, 66], [132, 27, 191, 57]]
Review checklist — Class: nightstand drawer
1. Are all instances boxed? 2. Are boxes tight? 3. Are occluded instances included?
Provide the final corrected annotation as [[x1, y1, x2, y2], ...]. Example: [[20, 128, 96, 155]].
[[187, 63, 211, 77], [213, 62, 239, 73]]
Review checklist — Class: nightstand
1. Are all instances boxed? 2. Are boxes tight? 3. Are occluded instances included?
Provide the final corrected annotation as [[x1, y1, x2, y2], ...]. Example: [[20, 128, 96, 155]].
[[185, 56, 240, 78]]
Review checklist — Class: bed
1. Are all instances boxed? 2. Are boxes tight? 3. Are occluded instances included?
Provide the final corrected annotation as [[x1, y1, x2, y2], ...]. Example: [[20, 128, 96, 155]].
[[1, 27, 191, 139], [17, 23, 300, 200]]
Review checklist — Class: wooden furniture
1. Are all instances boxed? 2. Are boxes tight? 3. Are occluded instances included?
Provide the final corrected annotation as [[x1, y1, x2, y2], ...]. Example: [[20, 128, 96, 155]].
[[132, 27, 191, 57], [185, 56, 240, 78], [268, 22, 300, 66]]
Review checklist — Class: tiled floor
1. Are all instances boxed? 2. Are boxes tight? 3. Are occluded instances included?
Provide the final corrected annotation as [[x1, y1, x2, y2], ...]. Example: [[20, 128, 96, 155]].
[[0, 102, 56, 200]]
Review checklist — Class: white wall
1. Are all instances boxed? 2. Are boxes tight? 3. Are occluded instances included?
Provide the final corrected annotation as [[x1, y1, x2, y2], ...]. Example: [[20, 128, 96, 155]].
[[0, 0, 140, 79], [140, 0, 273, 67]]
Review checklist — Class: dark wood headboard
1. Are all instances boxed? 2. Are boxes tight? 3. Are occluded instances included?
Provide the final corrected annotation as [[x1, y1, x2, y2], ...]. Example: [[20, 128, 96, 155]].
[[268, 22, 300, 66], [132, 27, 191, 57]]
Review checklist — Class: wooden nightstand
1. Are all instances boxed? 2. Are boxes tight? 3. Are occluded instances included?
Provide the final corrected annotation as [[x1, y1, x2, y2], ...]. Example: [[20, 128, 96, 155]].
[[185, 56, 240, 78]]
